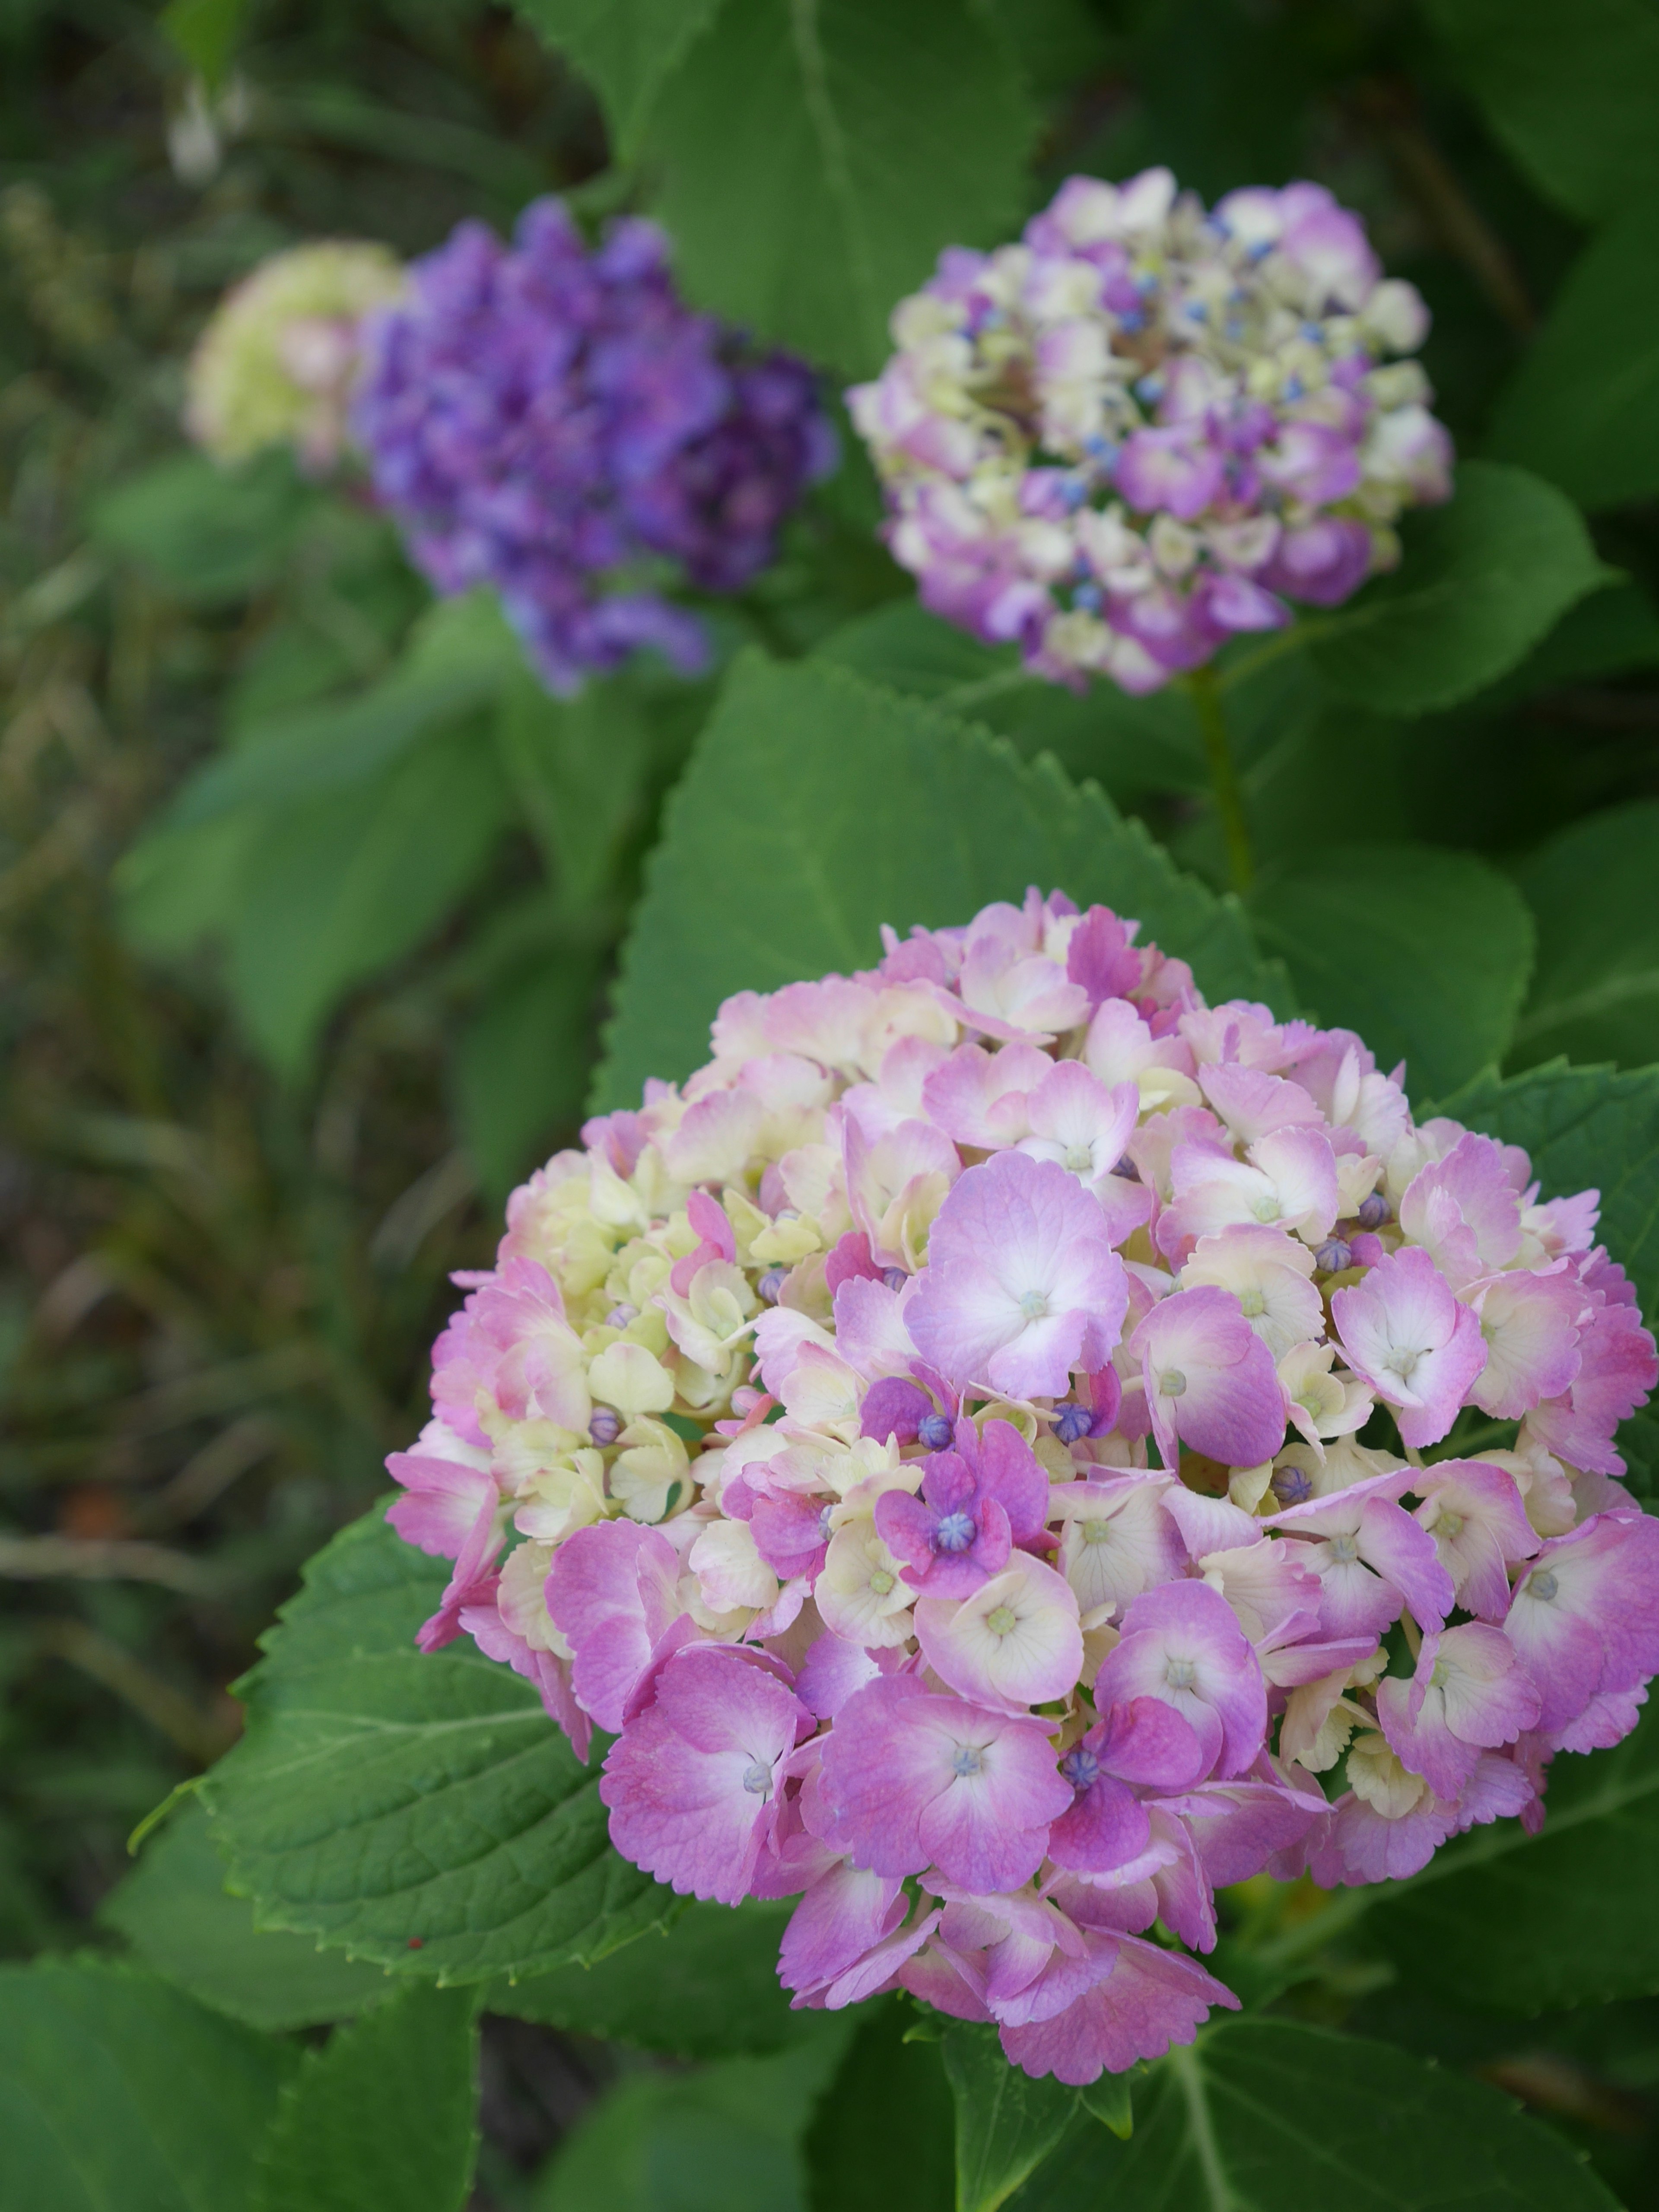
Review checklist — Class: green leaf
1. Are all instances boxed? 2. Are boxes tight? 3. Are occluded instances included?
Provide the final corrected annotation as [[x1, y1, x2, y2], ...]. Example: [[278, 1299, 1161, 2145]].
[[454, 945, 604, 1202], [252, 1984, 480, 2212], [99, 1796, 391, 2033], [1485, 204, 1659, 512], [0, 1959, 291, 2212], [942, 2022, 1077, 2212], [1008, 2020, 1618, 2210], [1370, 1704, 1659, 2014], [115, 809, 264, 959], [199, 1503, 679, 1984], [812, 601, 1209, 796], [1248, 841, 1535, 1103], [645, 0, 1036, 377], [223, 722, 511, 1076], [493, 663, 662, 914], [1307, 462, 1608, 715], [1430, 1058, 1659, 1484], [512, 0, 728, 153], [536, 2029, 852, 2212], [1420, 0, 1659, 222], [488, 1897, 820, 2056], [168, 591, 519, 830], [1510, 800, 1659, 1071], [595, 652, 1290, 1110], [1075, 2072, 1132, 2139], [91, 449, 315, 607], [803, 1999, 954, 2212], [161, 0, 247, 86]]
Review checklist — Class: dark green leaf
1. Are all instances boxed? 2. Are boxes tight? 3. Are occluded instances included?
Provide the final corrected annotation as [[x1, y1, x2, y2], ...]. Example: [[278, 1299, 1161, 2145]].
[[1510, 800, 1659, 1071], [454, 944, 604, 1202], [252, 1984, 480, 2212], [537, 2028, 852, 2212], [1308, 462, 1608, 714], [512, 0, 728, 153], [488, 1897, 820, 2056], [1248, 841, 1535, 1102], [1420, 0, 1659, 222], [1481, 579, 1659, 711], [494, 664, 660, 914], [645, 0, 1036, 376], [942, 2022, 1077, 2212], [1486, 204, 1659, 513], [1075, 2071, 1132, 2139], [596, 652, 1290, 1110], [200, 1503, 679, 1984], [812, 601, 1209, 795], [1008, 2020, 1618, 2209], [804, 2000, 954, 2212], [1430, 1058, 1659, 1485], [223, 721, 511, 1076], [1370, 1705, 1659, 2014], [0, 1960, 291, 2212], [91, 450, 314, 606], [99, 1796, 390, 2033], [169, 591, 518, 830]]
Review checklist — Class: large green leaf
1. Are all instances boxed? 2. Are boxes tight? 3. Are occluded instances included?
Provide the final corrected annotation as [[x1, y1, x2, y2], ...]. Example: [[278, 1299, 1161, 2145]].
[[595, 652, 1290, 1110], [813, 601, 1209, 796], [1248, 842, 1535, 1103], [252, 1984, 480, 2212], [645, 0, 1036, 376], [0, 1960, 291, 2212], [1485, 204, 1659, 512], [454, 941, 605, 1201], [1420, 0, 1659, 222], [1008, 2020, 1618, 2209], [167, 592, 518, 830], [1431, 1059, 1659, 1486], [942, 2023, 1077, 2212], [512, 0, 727, 152], [1307, 463, 1608, 715], [803, 2001, 954, 2212], [536, 2028, 852, 2212], [91, 449, 315, 607], [199, 1503, 679, 1983], [99, 1796, 390, 2033], [224, 720, 511, 1076], [1369, 1705, 1659, 2014], [488, 1897, 817, 2056], [1510, 800, 1659, 1071]]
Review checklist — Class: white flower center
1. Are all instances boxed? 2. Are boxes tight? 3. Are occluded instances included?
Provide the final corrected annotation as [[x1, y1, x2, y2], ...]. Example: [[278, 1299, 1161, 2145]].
[[986, 1605, 1019, 1637], [742, 1760, 773, 1797], [1165, 1657, 1197, 1689], [1019, 1289, 1050, 1321], [1159, 1368, 1187, 1398]]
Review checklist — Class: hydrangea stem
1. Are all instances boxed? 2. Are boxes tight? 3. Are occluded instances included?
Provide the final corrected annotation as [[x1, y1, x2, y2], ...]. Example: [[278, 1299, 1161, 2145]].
[[1187, 666, 1254, 896]]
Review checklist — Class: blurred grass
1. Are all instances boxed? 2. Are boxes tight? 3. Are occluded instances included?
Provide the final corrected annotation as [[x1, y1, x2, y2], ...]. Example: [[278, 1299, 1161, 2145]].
[[0, 0, 606, 1952]]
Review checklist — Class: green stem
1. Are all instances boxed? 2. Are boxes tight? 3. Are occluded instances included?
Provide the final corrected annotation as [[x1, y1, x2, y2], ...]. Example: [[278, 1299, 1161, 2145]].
[[1187, 666, 1254, 896]]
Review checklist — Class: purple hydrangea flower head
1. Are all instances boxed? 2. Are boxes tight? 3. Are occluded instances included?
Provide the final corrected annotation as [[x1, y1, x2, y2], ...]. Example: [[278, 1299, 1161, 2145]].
[[849, 170, 1452, 693], [353, 197, 835, 693], [385, 884, 1659, 2086]]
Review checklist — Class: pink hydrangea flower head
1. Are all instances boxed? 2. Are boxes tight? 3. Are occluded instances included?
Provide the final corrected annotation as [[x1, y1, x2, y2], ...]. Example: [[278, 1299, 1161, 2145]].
[[851, 172, 1451, 696], [385, 884, 1658, 2082]]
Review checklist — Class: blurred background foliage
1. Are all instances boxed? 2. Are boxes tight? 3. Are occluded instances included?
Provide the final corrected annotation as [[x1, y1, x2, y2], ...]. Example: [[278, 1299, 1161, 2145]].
[[2, 0, 1658, 2202]]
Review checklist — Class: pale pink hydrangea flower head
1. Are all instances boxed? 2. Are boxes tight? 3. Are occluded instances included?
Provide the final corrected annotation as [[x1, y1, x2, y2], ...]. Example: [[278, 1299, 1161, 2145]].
[[385, 885, 1657, 2085]]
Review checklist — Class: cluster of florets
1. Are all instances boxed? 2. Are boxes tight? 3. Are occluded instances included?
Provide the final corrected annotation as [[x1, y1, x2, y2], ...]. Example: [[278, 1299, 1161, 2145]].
[[351, 198, 835, 693], [184, 240, 407, 471], [849, 170, 1454, 694], [390, 890, 1658, 2084]]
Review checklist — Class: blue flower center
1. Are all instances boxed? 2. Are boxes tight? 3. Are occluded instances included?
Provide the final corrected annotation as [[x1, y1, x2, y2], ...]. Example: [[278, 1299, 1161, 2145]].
[[1059, 1747, 1100, 1791], [935, 1510, 976, 1553], [950, 1745, 985, 1778]]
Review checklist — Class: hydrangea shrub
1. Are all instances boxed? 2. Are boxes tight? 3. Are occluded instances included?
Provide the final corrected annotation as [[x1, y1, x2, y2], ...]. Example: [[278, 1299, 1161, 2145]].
[[352, 197, 836, 693], [388, 887, 1659, 2085], [851, 170, 1453, 695]]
